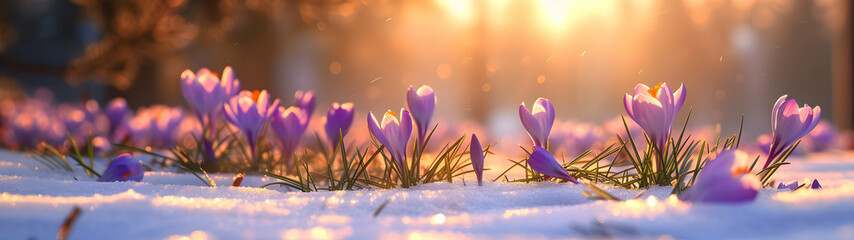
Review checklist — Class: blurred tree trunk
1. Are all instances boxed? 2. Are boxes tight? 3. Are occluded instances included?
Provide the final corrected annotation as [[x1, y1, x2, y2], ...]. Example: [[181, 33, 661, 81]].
[[832, 1, 852, 129]]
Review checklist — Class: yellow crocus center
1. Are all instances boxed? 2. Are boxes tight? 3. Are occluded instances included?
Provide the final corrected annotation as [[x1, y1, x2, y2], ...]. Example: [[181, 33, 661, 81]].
[[251, 90, 261, 102], [647, 82, 664, 99], [122, 170, 131, 178], [386, 110, 396, 118]]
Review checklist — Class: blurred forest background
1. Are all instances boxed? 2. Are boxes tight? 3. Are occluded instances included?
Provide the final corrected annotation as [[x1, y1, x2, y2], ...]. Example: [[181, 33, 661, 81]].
[[0, 0, 851, 142]]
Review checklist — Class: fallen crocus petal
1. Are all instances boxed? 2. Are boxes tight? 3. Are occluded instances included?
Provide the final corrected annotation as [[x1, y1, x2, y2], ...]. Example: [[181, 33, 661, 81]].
[[777, 181, 799, 191], [680, 149, 760, 203], [470, 133, 484, 186], [527, 146, 578, 184], [810, 179, 823, 189], [97, 153, 144, 182]]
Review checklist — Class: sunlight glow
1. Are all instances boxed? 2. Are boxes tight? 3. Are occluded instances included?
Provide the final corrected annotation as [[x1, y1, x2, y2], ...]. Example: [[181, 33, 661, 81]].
[[435, 0, 474, 22], [608, 195, 689, 219], [539, 0, 572, 25], [430, 213, 446, 225], [537, 0, 619, 31]]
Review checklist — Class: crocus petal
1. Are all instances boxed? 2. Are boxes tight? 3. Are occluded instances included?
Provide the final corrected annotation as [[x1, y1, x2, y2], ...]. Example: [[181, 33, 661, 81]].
[[772, 95, 787, 130], [658, 83, 674, 113], [470, 134, 484, 186], [294, 90, 316, 118], [527, 146, 578, 184], [519, 103, 544, 147], [367, 112, 389, 147], [400, 108, 413, 142], [623, 94, 635, 119], [672, 83, 687, 114], [633, 84, 650, 97]]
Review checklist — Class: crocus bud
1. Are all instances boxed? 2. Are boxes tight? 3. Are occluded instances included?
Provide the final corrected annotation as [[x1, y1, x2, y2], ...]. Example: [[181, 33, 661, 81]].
[[679, 150, 760, 203], [294, 90, 316, 119], [270, 106, 309, 159], [519, 98, 555, 148], [805, 120, 836, 152], [406, 85, 436, 147], [105, 98, 129, 132], [470, 134, 484, 186], [765, 95, 821, 168], [223, 90, 280, 159], [756, 134, 772, 154], [527, 146, 578, 183], [623, 82, 686, 158], [324, 102, 355, 148], [91, 136, 112, 154], [367, 109, 412, 171], [97, 153, 144, 182]]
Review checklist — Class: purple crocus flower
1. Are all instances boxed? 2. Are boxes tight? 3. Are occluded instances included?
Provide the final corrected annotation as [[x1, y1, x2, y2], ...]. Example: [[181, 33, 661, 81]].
[[223, 90, 280, 161], [8, 102, 65, 149], [324, 102, 355, 148], [181, 67, 242, 125], [527, 146, 579, 183], [105, 98, 129, 134], [765, 95, 821, 168], [623, 82, 686, 161], [519, 98, 555, 148], [270, 106, 309, 160], [470, 133, 484, 186], [97, 153, 144, 182], [806, 120, 836, 152], [294, 90, 316, 119], [120, 105, 183, 148], [367, 109, 412, 173], [57, 104, 96, 146], [91, 136, 112, 154], [406, 85, 436, 148], [680, 150, 760, 203]]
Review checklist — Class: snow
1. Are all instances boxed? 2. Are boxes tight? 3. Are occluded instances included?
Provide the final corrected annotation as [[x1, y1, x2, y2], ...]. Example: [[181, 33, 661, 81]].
[[2, 150, 854, 239]]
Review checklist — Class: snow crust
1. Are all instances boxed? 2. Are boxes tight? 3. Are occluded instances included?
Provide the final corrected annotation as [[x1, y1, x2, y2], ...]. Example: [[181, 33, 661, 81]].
[[1, 150, 854, 239]]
